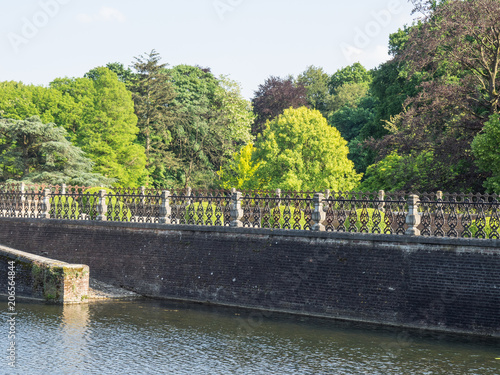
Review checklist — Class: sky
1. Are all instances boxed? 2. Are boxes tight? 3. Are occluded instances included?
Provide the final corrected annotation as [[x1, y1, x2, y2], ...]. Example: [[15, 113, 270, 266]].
[[0, 0, 416, 99]]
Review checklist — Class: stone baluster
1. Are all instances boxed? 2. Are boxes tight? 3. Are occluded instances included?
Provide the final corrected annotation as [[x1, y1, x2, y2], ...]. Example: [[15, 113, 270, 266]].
[[159, 191, 171, 224], [378, 190, 385, 212], [97, 189, 108, 221], [20, 182, 26, 216], [311, 193, 326, 231], [405, 194, 421, 236], [230, 191, 243, 228], [39, 189, 51, 219]]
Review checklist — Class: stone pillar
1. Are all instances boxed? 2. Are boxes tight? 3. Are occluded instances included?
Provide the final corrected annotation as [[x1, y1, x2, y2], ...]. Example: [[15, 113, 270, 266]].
[[97, 189, 108, 221], [61, 184, 67, 195], [159, 190, 171, 224], [20, 182, 26, 216], [140, 186, 146, 206], [378, 190, 385, 212], [39, 189, 51, 219], [324, 189, 331, 200], [230, 191, 243, 228], [311, 193, 326, 231], [275, 188, 281, 199], [405, 194, 421, 236]]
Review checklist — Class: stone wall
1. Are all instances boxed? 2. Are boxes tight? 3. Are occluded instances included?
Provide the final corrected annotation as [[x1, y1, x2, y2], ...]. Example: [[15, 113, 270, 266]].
[[0, 218, 499, 336], [0, 243, 89, 304]]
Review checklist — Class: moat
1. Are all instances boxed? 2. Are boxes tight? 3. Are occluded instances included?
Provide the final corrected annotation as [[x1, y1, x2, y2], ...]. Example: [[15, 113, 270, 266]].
[[2, 298, 499, 375]]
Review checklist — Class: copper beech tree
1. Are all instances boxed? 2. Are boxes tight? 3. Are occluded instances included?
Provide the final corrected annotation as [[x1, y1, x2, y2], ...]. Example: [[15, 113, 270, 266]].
[[372, 0, 500, 192]]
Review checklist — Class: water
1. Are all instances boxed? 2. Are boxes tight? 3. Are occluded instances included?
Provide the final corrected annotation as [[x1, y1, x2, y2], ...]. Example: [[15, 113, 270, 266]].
[[1, 298, 499, 375]]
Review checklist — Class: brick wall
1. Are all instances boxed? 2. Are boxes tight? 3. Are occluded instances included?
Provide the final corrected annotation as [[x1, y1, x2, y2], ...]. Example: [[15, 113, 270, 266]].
[[0, 218, 499, 336]]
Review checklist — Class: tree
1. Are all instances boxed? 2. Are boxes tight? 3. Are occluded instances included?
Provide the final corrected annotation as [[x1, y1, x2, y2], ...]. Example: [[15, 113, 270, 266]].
[[360, 150, 440, 192], [328, 62, 372, 95], [167, 64, 220, 188], [130, 50, 177, 186], [51, 68, 149, 187], [409, 0, 447, 16], [328, 96, 376, 143], [210, 75, 254, 164], [254, 107, 362, 191], [251, 76, 308, 135], [217, 143, 262, 190], [370, 0, 500, 192], [86, 67, 149, 186], [0, 116, 111, 186], [472, 114, 500, 193], [166, 66, 254, 189], [86, 62, 136, 84], [297, 66, 331, 115], [402, 0, 499, 117], [328, 82, 370, 113], [0, 81, 80, 134]]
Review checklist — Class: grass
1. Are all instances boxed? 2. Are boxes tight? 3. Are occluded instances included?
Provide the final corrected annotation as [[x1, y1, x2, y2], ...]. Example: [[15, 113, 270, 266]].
[[179, 202, 389, 232]]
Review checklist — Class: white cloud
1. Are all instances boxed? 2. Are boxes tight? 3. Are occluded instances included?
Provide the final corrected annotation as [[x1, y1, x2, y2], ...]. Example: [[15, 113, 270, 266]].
[[77, 6, 126, 24]]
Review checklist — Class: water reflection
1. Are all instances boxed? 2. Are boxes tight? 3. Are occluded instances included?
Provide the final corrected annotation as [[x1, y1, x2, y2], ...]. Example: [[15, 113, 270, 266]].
[[1, 298, 499, 375], [59, 304, 90, 374]]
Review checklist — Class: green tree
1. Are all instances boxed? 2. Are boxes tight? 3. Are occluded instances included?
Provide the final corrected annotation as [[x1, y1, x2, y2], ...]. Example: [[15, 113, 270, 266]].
[[0, 81, 81, 134], [472, 114, 500, 193], [166, 66, 253, 189], [211, 75, 254, 163], [105, 62, 136, 84], [297, 66, 331, 116], [217, 143, 262, 190], [328, 82, 370, 113], [328, 96, 376, 143], [167, 64, 219, 188], [0, 116, 111, 186], [51, 68, 148, 187], [328, 62, 372, 95], [130, 50, 177, 186], [359, 151, 439, 192], [254, 107, 362, 191]]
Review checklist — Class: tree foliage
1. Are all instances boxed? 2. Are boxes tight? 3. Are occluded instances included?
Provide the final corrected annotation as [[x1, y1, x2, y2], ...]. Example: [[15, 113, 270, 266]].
[[0, 117, 111, 186], [217, 142, 262, 190], [52, 68, 148, 187], [254, 107, 361, 191], [370, 0, 500, 192], [130, 50, 177, 186], [0, 81, 80, 133], [360, 150, 443, 192], [328, 62, 372, 95], [297, 66, 331, 116], [472, 114, 500, 193], [251, 76, 308, 135], [167, 65, 253, 189]]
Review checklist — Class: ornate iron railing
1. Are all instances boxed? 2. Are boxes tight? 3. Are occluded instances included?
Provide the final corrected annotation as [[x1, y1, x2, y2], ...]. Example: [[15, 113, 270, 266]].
[[419, 193, 500, 239], [0, 183, 499, 240]]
